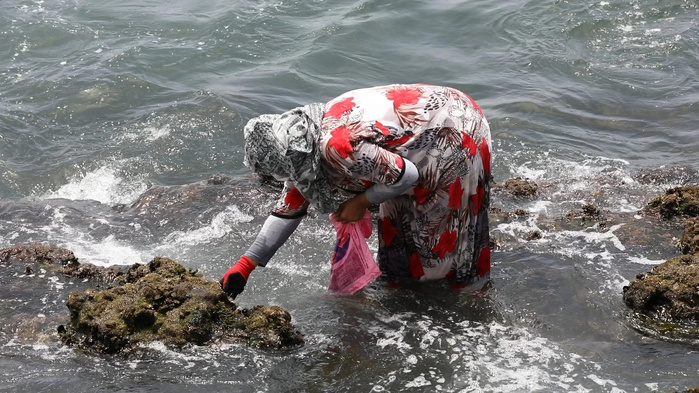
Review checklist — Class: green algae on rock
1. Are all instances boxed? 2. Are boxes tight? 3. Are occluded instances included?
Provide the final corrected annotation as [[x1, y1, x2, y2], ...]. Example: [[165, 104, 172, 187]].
[[623, 254, 699, 327], [494, 177, 539, 197], [645, 185, 699, 219], [58, 256, 304, 354], [625, 185, 699, 336], [680, 217, 699, 255], [0, 242, 80, 272], [0, 242, 303, 354]]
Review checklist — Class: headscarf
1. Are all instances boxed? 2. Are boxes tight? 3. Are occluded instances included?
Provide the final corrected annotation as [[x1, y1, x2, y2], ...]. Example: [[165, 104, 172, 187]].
[[243, 103, 342, 213]]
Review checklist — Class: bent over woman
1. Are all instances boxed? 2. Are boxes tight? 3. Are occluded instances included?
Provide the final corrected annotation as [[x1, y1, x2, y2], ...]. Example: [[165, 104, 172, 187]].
[[221, 84, 492, 298]]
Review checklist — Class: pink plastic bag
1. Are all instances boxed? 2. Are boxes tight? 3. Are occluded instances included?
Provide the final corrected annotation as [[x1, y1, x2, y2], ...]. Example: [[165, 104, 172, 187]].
[[328, 211, 382, 295]]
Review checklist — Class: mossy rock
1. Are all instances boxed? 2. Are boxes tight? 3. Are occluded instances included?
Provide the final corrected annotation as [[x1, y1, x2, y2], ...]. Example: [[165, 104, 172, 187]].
[[1, 243, 304, 353], [499, 177, 538, 197], [0, 242, 79, 271], [680, 217, 699, 255], [645, 185, 699, 219], [52, 256, 303, 354], [623, 254, 699, 326]]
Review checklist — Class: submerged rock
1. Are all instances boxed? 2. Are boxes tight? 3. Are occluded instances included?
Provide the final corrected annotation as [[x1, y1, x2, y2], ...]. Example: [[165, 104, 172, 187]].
[[622, 254, 699, 326], [645, 185, 699, 219], [0, 242, 79, 272], [0, 243, 303, 354]]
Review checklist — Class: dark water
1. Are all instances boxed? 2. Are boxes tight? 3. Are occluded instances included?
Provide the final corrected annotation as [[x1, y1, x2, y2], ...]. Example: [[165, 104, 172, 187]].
[[1, 0, 698, 391]]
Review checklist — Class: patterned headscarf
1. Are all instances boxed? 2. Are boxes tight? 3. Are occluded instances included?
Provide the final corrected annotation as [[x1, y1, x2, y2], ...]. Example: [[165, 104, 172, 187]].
[[244, 103, 342, 213]]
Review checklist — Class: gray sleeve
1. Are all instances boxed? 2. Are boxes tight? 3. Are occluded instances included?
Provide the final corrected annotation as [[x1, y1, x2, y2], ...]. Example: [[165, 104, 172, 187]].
[[243, 215, 303, 267], [365, 158, 419, 204]]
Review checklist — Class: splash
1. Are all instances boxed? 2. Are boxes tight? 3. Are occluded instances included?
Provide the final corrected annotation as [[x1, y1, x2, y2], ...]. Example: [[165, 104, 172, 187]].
[[46, 163, 149, 206]]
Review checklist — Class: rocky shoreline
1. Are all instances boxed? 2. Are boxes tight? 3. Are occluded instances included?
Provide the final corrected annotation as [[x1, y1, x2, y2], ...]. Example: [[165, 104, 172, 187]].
[[0, 243, 303, 355], [1, 175, 698, 375], [492, 179, 699, 337], [622, 186, 699, 334]]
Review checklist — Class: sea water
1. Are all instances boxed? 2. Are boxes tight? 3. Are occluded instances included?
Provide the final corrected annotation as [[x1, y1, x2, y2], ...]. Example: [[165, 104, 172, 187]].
[[1, 0, 698, 391]]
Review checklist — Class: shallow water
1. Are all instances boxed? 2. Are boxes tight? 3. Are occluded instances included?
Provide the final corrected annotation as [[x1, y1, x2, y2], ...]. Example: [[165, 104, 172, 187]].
[[1, 0, 699, 391]]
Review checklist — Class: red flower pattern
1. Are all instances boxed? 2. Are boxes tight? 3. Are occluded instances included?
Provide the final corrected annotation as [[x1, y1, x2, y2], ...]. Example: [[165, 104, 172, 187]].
[[311, 85, 490, 285], [328, 126, 354, 158], [471, 185, 485, 213], [326, 97, 355, 119], [409, 253, 424, 278], [479, 137, 491, 174], [462, 132, 477, 157], [379, 217, 398, 247], [284, 188, 306, 210], [432, 230, 458, 258], [386, 87, 421, 107], [374, 121, 390, 137], [413, 186, 431, 205], [385, 134, 411, 146], [395, 156, 404, 170], [476, 246, 491, 276], [448, 177, 463, 210]]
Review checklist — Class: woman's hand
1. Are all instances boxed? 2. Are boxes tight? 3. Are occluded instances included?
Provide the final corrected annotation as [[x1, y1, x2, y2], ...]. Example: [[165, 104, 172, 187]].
[[333, 193, 372, 223]]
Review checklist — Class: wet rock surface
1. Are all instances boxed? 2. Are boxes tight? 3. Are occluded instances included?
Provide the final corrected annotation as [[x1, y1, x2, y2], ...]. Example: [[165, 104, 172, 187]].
[[565, 203, 608, 229], [680, 217, 699, 255], [644, 185, 699, 219], [488, 178, 699, 336], [623, 254, 699, 326], [0, 243, 303, 355], [622, 185, 699, 333], [0, 242, 80, 273], [494, 177, 539, 197]]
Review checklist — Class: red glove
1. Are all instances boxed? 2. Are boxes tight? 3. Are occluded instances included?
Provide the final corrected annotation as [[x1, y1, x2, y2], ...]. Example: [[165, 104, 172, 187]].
[[220, 256, 256, 299]]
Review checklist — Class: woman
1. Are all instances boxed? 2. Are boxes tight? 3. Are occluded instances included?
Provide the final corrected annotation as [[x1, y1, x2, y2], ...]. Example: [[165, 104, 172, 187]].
[[220, 84, 492, 298]]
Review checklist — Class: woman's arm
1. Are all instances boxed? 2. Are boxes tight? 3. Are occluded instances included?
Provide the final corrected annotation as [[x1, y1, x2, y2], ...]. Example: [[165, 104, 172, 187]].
[[220, 183, 308, 298], [333, 158, 418, 223], [243, 214, 304, 267]]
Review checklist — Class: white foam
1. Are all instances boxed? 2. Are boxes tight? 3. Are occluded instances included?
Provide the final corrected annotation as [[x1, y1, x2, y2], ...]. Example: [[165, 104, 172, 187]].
[[587, 374, 618, 387], [46, 163, 148, 206], [494, 219, 542, 239], [122, 124, 172, 142], [67, 234, 148, 266], [370, 312, 608, 391], [31, 204, 148, 266], [405, 375, 431, 388], [627, 256, 665, 265], [505, 149, 660, 216], [557, 223, 626, 252], [160, 205, 253, 248]]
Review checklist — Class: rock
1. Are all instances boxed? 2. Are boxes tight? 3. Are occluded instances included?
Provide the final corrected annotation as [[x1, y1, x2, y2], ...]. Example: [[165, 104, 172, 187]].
[[0, 243, 303, 354], [525, 230, 542, 241], [207, 174, 232, 185], [0, 242, 79, 272], [58, 256, 304, 354], [489, 206, 530, 218], [566, 204, 608, 228], [645, 185, 699, 219], [113, 175, 280, 228], [566, 203, 602, 219], [622, 254, 699, 325], [499, 177, 538, 197], [679, 218, 699, 255], [665, 388, 699, 393], [0, 242, 143, 284], [634, 166, 697, 185]]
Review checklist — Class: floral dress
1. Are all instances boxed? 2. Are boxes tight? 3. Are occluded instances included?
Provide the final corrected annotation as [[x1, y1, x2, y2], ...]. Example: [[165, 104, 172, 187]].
[[272, 84, 492, 286]]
